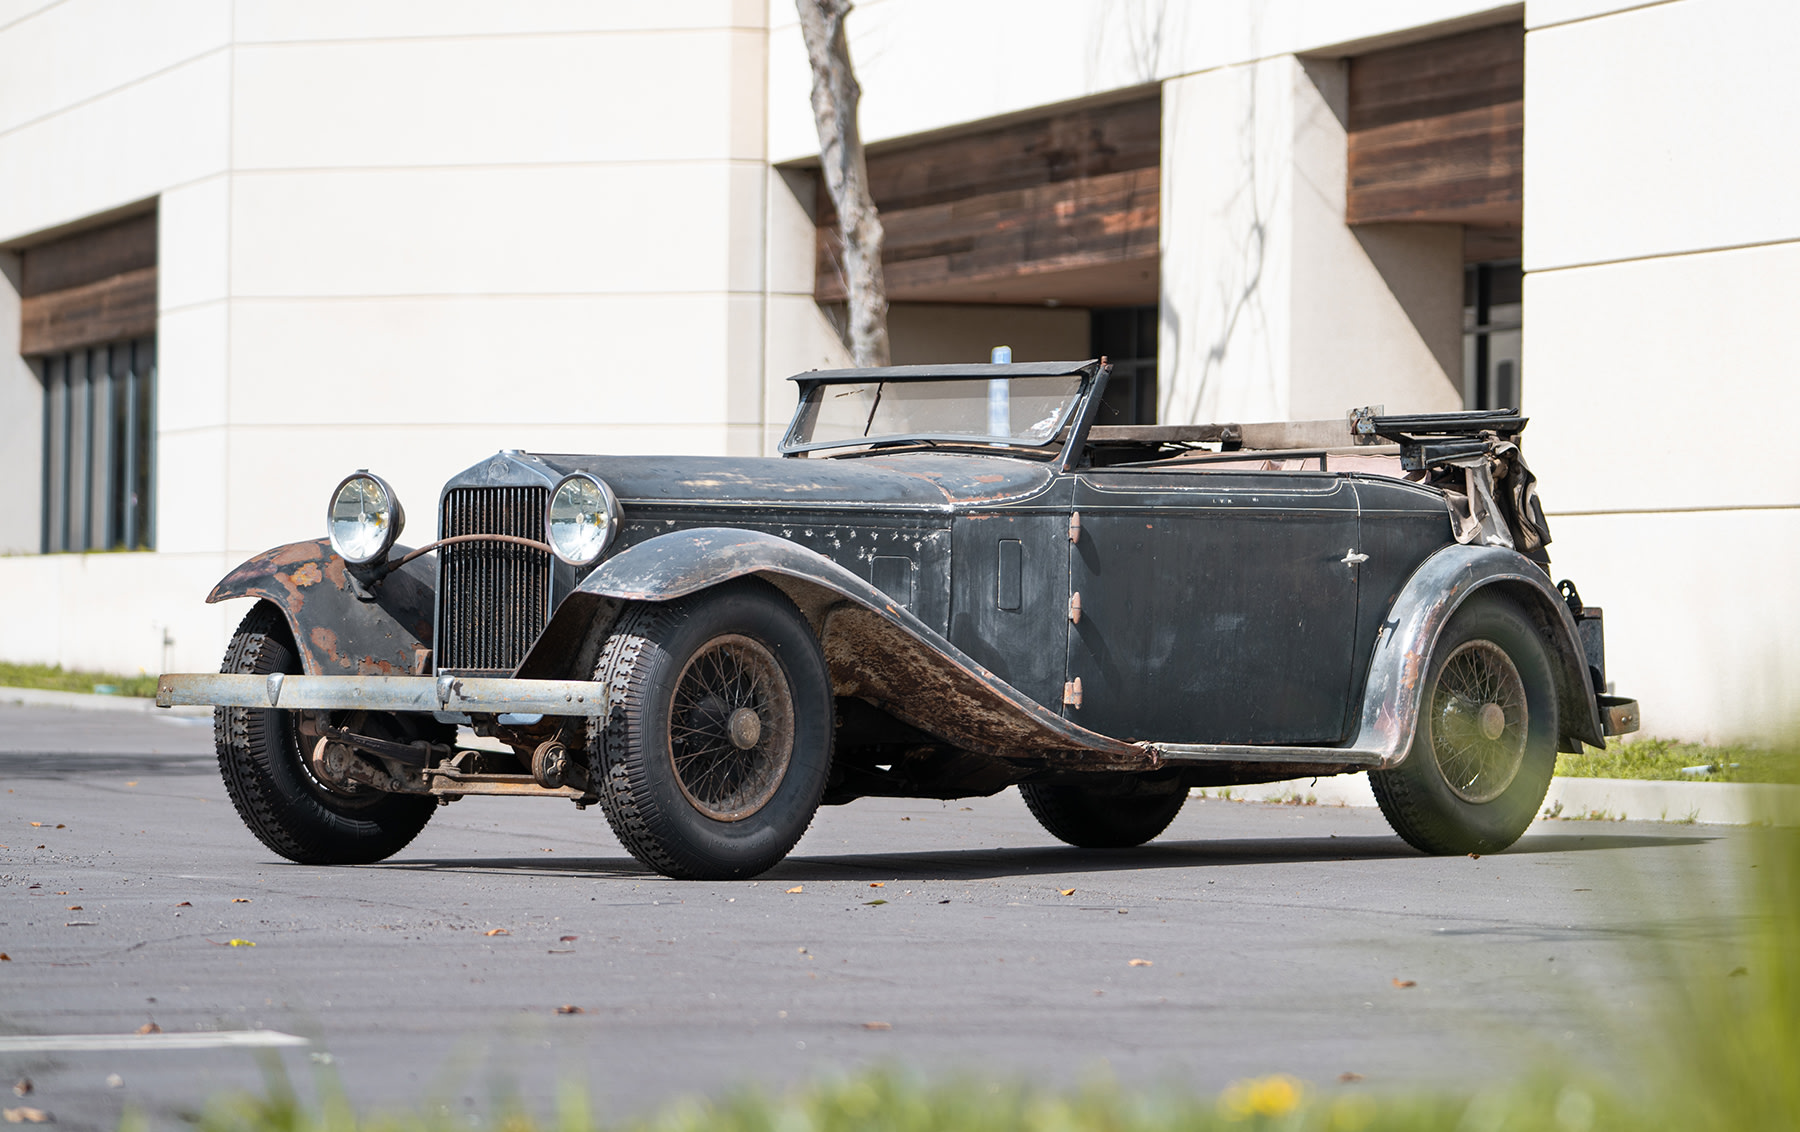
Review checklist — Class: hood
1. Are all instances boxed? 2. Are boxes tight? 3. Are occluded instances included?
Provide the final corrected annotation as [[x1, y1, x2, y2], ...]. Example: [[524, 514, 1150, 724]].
[[533, 451, 1055, 510]]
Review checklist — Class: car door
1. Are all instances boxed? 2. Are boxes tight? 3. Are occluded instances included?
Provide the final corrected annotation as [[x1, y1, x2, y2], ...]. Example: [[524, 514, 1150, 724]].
[[1065, 470, 1362, 744]]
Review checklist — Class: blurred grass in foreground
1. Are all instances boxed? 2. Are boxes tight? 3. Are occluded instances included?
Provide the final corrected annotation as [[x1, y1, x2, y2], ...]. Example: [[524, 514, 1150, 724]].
[[1558, 736, 1798, 784], [173, 817, 1800, 1132], [0, 659, 158, 698]]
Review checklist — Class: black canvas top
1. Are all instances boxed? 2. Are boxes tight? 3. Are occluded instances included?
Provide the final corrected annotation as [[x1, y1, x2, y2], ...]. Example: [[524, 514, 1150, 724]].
[[788, 360, 1100, 383]]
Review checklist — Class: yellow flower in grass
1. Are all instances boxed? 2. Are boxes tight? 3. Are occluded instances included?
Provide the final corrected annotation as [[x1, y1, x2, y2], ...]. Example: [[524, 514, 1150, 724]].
[[1220, 1074, 1305, 1121]]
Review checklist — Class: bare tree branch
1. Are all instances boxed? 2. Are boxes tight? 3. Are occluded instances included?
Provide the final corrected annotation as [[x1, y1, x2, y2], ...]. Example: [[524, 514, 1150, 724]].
[[796, 0, 889, 367]]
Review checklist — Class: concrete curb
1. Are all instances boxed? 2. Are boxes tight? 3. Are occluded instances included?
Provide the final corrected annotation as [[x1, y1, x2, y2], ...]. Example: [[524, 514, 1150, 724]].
[[0, 684, 211, 718], [1198, 773, 1800, 827]]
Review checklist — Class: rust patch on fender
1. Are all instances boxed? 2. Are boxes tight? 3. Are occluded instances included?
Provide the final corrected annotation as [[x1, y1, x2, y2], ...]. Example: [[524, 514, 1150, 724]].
[[291, 562, 323, 587]]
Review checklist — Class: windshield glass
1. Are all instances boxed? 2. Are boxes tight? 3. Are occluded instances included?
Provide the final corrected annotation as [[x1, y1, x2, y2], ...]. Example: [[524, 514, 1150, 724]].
[[784, 375, 1087, 453]]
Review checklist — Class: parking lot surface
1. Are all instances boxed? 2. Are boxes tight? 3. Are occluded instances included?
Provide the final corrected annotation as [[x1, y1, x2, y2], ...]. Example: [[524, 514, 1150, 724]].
[[0, 704, 1750, 1129]]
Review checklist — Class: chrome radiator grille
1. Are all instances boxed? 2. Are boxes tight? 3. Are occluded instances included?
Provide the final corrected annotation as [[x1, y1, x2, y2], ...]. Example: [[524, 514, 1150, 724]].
[[436, 485, 552, 672]]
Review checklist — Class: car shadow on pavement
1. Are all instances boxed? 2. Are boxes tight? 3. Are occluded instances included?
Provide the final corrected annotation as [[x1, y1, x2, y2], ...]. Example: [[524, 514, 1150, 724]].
[[373, 830, 1714, 883]]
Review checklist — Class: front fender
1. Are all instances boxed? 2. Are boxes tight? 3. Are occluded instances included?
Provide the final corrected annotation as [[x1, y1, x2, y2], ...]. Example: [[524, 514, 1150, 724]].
[[208, 539, 436, 677], [521, 528, 1146, 763], [1355, 542, 1605, 764]]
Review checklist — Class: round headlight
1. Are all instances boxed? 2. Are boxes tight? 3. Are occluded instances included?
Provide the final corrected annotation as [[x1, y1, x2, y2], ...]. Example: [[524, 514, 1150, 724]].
[[546, 473, 620, 566], [327, 471, 404, 565]]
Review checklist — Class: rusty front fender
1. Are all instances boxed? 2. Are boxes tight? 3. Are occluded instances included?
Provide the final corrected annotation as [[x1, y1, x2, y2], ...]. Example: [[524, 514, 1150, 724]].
[[519, 528, 1146, 763], [208, 539, 436, 677]]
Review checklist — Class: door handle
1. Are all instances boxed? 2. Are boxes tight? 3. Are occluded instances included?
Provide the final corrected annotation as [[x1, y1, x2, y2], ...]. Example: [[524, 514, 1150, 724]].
[[1341, 548, 1369, 567]]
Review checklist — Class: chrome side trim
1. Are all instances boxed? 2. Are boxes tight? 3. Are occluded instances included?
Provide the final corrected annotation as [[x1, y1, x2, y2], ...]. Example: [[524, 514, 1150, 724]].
[[156, 673, 610, 716]]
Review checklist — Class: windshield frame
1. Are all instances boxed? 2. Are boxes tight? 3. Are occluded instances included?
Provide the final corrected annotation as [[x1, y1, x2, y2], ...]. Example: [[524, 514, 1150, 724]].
[[778, 360, 1106, 459]]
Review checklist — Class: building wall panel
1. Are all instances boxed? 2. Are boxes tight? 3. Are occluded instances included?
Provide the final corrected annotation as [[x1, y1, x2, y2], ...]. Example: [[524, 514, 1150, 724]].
[[1525, 0, 1800, 270], [231, 30, 767, 170]]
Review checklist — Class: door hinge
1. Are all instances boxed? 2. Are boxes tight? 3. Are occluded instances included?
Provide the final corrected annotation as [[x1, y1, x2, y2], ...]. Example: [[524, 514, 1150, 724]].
[[1341, 547, 1370, 567], [1068, 510, 1081, 543], [1062, 677, 1083, 708], [1068, 591, 1082, 624]]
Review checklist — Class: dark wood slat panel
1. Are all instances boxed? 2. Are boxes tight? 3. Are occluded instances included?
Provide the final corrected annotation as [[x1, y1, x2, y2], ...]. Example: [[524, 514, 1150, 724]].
[[829, 95, 1161, 218], [20, 212, 157, 297], [1347, 22, 1522, 229], [21, 266, 158, 355], [1349, 102, 1522, 224], [1349, 24, 1523, 132], [817, 167, 1158, 303]]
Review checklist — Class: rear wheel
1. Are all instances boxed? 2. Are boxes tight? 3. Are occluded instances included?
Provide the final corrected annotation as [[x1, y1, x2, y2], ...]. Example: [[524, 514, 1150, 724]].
[[1019, 781, 1187, 848], [590, 580, 833, 880], [214, 602, 436, 864], [1370, 594, 1558, 854]]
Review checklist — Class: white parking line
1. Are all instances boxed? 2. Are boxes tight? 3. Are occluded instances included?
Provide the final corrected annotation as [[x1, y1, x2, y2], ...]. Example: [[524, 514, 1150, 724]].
[[0, 1030, 309, 1053]]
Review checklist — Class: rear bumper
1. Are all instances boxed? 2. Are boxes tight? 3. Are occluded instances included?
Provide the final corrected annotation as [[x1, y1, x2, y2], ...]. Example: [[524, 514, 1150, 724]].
[[155, 673, 610, 716], [1598, 694, 1640, 736]]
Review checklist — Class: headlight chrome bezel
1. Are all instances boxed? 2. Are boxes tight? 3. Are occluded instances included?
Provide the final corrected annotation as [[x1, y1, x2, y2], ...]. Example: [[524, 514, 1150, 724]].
[[326, 470, 405, 566], [545, 472, 621, 567]]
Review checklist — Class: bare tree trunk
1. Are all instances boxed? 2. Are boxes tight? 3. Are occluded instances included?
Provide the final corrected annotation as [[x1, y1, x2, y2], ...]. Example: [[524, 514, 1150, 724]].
[[796, 0, 889, 367]]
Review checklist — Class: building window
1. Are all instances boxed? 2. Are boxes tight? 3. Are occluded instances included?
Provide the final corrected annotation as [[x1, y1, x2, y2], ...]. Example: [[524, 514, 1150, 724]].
[[39, 336, 156, 552], [1464, 260, 1521, 410], [15, 208, 158, 553], [1090, 305, 1159, 425]]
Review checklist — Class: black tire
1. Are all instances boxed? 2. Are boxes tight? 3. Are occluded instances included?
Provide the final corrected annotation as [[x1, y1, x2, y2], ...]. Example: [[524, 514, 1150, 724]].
[[589, 580, 833, 880], [1019, 782, 1187, 848], [214, 603, 436, 865], [1370, 594, 1559, 855]]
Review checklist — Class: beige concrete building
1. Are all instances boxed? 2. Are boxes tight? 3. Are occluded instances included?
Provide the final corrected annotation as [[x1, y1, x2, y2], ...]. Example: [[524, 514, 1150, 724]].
[[1, 0, 1793, 742]]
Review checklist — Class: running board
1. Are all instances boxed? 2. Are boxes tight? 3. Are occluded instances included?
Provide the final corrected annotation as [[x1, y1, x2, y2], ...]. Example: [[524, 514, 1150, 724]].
[[1147, 742, 1384, 767]]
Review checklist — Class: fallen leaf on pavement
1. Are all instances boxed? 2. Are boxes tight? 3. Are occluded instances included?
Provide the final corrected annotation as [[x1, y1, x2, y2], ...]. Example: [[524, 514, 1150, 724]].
[[224, 939, 255, 947], [1392, 978, 1416, 988], [136, 1022, 161, 1035], [1128, 959, 1153, 967], [0, 955, 9, 962], [864, 899, 887, 906], [484, 929, 509, 936], [126, 781, 138, 787], [862, 1021, 892, 1031], [232, 898, 251, 903], [1339, 1072, 1364, 1083], [869, 882, 884, 888], [555, 1005, 584, 1015], [1468, 853, 1481, 860], [10, 1081, 27, 1097], [28, 823, 40, 828], [175, 902, 191, 907], [66, 906, 80, 911], [54, 825, 63, 830], [1059, 889, 1076, 896], [786, 886, 803, 894], [559, 935, 578, 942], [4, 1105, 52, 1123]]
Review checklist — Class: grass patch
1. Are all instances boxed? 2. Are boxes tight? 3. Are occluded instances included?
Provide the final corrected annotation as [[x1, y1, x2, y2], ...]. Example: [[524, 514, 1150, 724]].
[[1557, 737, 1798, 784], [0, 659, 158, 699]]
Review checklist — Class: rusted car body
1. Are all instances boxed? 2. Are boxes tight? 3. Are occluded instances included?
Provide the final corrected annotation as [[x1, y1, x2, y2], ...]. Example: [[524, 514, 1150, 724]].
[[160, 360, 1638, 878]]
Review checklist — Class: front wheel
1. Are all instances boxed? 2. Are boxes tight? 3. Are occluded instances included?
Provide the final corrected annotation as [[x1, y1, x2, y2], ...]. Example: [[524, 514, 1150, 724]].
[[214, 603, 437, 864], [590, 580, 833, 880], [1370, 594, 1559, 854]]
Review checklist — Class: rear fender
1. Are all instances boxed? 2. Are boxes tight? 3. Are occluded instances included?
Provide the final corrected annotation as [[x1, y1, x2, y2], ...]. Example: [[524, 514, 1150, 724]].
[[519, 528, 1146, 764], [208, 539, 436, 677], [1363, 543, 1605, 764]]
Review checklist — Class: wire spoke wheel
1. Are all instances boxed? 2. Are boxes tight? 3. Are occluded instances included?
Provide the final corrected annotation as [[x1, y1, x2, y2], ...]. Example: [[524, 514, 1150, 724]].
[[1429, 639, 1529, 804], [667, 634, 795, 821]]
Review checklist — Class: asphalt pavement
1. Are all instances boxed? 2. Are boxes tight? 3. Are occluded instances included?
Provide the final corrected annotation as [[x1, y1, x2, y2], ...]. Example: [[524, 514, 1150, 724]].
[[0, 703, 1755, 1130]]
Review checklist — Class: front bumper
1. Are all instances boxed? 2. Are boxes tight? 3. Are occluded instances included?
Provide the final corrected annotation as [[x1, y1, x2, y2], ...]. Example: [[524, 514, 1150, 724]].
[[155, 673, 610, 716]]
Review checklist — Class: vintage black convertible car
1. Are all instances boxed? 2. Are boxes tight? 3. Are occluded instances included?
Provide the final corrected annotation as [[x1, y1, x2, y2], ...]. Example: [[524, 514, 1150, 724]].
[[159, 360, 1639, 879]]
